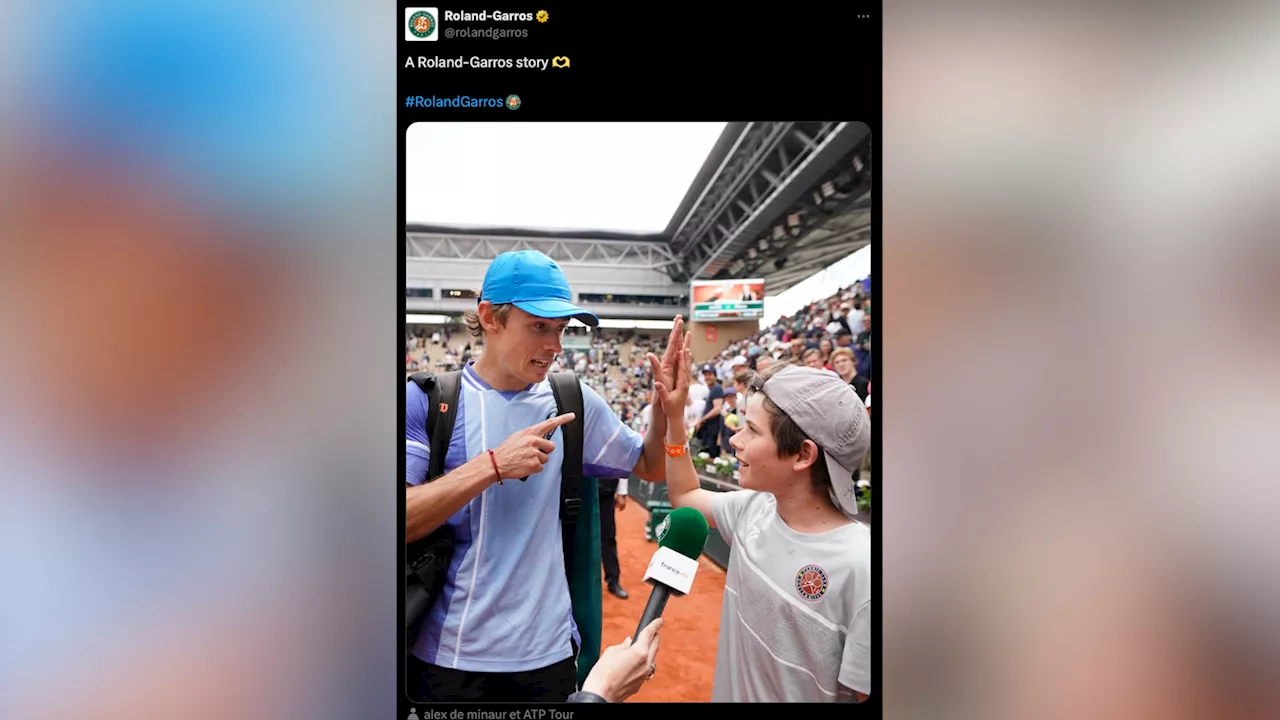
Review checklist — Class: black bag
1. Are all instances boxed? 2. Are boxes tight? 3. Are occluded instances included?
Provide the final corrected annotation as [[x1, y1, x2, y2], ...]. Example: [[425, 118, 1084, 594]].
[[405, 370, 461, 648], [404, 370, 587, 648]]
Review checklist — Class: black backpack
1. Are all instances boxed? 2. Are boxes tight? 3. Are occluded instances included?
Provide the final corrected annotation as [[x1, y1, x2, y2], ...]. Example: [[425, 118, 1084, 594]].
[[404, 370, 587, 648]]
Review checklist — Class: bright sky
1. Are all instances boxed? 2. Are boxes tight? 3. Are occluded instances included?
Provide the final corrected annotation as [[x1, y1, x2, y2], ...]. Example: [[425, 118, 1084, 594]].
[[406, 122, 728, 233]]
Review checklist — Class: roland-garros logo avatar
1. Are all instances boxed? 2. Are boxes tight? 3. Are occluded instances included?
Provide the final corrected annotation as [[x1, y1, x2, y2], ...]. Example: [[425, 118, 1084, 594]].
[[408, 10, 436, 38]]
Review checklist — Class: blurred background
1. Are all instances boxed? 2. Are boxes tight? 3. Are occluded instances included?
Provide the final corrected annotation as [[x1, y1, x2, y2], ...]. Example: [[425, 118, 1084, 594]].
[[884, 4, 1280, 719], [0, 2, 396, 719], [3, 0, 1280, 717]]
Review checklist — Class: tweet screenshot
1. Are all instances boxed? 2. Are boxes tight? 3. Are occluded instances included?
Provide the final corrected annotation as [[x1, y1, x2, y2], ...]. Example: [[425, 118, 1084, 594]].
[[401, 5, 879, 714]]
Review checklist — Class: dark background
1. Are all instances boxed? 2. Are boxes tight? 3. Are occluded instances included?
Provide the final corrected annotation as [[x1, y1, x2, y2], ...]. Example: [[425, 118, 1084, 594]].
[[399, 3, 882, 716], [399, 5, 881, 123]]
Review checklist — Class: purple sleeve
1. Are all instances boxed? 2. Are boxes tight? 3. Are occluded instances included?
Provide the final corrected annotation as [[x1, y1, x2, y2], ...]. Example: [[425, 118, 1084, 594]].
[[406, 381, 431, 486]]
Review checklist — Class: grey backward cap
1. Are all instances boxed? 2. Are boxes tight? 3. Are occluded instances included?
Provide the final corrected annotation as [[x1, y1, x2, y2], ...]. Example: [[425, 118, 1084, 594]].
[[759, 366, 871, 517]]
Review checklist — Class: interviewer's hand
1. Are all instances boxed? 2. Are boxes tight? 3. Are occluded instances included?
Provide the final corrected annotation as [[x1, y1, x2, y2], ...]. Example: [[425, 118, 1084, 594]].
[[581, 618, 663, 703], [489, 412, 576, 480]]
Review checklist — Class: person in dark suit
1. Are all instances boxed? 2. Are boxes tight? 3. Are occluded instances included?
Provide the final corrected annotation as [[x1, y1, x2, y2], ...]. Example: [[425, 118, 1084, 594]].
[[599, 477, 629, 598]]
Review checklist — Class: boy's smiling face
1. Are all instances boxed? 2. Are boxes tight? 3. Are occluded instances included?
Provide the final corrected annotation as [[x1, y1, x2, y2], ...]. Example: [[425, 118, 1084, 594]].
[[729, 401, 788, 492]]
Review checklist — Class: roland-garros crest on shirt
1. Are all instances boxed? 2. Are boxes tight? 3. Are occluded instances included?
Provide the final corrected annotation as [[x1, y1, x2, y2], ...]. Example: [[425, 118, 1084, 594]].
[[795, 563, 828, 601]]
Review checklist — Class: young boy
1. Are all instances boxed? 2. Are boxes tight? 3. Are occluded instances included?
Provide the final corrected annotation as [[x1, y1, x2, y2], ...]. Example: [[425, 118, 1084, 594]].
[[653, 338, 871, 702]]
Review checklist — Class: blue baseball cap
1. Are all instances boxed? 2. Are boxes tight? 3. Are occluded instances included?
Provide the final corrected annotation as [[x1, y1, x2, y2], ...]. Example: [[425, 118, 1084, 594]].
[[480, 251, 599, 326]]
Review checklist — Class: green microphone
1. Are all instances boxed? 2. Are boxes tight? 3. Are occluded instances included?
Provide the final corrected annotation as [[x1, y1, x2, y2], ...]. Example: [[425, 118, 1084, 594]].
[[635, 507, 710, 639]]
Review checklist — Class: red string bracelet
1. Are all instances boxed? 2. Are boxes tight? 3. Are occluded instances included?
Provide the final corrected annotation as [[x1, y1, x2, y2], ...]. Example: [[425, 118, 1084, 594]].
[[487, 449, 502, 485]]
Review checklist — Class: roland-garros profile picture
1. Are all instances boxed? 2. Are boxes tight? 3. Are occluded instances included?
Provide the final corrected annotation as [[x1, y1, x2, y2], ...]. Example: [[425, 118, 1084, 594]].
[[405, 8, 438, 41]]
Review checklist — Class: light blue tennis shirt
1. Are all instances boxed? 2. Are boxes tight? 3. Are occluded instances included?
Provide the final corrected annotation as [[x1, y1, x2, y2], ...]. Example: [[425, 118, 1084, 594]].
[[406, 363, 644, 672]]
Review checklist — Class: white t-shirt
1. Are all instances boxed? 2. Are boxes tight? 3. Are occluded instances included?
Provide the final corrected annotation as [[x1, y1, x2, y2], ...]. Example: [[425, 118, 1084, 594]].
[[709, 491, 871, 702], [683, 398, 702, 434], [848, 309, 865, 333], [687, 381, 709, 410], [686, 382, 710, 432]]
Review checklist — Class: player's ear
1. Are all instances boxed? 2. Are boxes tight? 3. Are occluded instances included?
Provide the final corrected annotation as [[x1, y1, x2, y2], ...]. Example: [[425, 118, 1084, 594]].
[[477, 301, 501, 334]]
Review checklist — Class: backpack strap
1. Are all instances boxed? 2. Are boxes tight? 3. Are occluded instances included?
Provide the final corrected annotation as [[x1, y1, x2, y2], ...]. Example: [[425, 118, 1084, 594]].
[[406, 371, 462, 585], [548, 371, 586, 583], [409, 371, 461, 481]]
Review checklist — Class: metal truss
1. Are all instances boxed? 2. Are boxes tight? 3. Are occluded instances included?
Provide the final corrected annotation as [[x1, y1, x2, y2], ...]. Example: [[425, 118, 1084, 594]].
[[405, 232, 681, 271], [730, 148, 872, 268], [727, 163, 873, 294], [691, 125, 873, 294], [669, 121, 863, 281], [759, 212, 872, 289]]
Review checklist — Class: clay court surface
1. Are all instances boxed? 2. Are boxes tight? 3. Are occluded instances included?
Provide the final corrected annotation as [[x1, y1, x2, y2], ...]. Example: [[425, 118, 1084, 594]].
[[600, 497, 725, 702]]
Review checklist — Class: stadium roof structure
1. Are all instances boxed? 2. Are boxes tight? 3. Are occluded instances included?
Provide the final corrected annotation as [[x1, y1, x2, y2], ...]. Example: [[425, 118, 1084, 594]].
[[406, 121, 872, 295]]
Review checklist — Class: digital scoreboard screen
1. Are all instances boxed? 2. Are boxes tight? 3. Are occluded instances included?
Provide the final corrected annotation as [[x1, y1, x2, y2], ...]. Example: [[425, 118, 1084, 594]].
[[690, 279, 765, 321]]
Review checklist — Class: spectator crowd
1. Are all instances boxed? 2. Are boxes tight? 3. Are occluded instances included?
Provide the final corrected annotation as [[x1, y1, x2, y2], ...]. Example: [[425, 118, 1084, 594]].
[[406, 275, 872, 493]]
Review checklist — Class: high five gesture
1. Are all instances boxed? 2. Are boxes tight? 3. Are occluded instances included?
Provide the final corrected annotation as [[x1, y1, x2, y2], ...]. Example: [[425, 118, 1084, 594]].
[[653, 327, 693, 422], [646, 315, 687, 408]]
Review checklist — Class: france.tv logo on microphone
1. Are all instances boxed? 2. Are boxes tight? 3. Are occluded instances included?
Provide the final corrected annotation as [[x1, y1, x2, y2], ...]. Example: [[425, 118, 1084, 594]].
[[406, 8, 438, 41]]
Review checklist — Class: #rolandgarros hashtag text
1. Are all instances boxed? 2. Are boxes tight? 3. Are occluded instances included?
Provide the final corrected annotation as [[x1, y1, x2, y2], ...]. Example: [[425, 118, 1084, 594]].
[[402, 95, 522, 110]]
